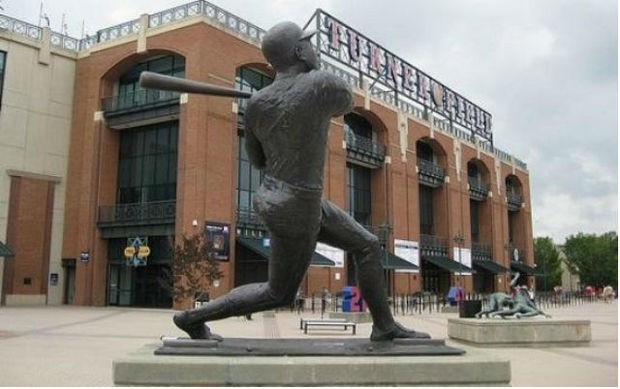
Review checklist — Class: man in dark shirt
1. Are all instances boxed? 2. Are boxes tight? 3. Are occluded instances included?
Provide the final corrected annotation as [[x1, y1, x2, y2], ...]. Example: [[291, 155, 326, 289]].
[[174, 21, 429, 341]]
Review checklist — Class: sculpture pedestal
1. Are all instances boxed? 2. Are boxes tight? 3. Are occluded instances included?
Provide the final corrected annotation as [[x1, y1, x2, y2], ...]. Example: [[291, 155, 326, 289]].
[[113, 338, 511, 386], [448, 318, 591, 347]]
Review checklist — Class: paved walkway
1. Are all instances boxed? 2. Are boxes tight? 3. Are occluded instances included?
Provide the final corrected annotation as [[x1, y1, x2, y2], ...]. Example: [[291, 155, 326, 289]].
[[0, 301, 616, 386]]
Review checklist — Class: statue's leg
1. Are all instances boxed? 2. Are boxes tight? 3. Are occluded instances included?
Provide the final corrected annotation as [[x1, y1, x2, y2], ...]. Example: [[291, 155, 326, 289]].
[[174, 181, 321, 340], [492, 307, 519, 318], [173, 234, 316, 339], [317, 199, 430, 341], [477, 296, 499, 318]]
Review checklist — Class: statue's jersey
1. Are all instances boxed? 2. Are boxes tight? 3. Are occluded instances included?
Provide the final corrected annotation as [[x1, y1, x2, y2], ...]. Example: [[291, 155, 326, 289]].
[[244, 70, 352, 190]]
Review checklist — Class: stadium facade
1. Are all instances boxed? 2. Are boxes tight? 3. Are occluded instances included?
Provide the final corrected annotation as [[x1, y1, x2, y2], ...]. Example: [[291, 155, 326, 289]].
[[0, 2, 535, 308]]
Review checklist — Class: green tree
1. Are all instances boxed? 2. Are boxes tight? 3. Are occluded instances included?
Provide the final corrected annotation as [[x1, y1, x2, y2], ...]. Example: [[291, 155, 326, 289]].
[[534, 236, 563, 291], [563, 232, 617, 289], [160, 231, 224, 308]]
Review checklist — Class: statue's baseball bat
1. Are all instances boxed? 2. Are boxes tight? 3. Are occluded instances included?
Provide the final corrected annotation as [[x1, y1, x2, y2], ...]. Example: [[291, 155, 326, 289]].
[[139, 71, 252, 99]]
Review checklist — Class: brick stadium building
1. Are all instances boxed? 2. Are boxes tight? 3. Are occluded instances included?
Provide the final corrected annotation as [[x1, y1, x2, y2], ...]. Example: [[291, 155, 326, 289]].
[[0, 2, 535, 308]]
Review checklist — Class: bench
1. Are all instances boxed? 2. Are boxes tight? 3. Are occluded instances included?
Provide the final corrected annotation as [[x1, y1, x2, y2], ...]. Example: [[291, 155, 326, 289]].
[[300, 318, 356, 335]]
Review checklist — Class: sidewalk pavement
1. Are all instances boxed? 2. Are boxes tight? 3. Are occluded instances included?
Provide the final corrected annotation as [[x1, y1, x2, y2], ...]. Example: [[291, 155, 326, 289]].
[[0, 301, 616, 386]]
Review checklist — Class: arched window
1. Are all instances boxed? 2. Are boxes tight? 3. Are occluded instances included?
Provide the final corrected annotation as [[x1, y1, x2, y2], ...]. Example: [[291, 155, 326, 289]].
[[117, 54, 185, 110]]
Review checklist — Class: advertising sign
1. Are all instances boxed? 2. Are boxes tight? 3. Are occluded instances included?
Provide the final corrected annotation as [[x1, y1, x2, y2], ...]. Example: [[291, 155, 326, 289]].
[[205, 222, 230, 261], [313, 10, 493, 142]]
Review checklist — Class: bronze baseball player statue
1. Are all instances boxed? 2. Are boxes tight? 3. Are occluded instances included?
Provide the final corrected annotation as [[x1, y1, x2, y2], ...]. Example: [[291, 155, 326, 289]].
[[155, 21, 430, 342]]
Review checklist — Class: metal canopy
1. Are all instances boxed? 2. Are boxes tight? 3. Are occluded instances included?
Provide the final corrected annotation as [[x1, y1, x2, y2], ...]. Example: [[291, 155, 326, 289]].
[[380, 250, 419, 270], [423, 255, 472, 273], [510, 261, 541, 276], [0, 240, 14, 257], [236, 237, 335, 267], [472, 259, 509, 274]]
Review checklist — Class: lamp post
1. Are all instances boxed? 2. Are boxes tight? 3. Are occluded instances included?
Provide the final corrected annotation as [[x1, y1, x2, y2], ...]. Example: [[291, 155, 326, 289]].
[[453, 232, 465, 301]]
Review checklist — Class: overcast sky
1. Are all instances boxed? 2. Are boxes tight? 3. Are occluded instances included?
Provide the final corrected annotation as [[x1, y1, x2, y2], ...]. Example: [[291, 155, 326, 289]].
[[7, 0, 618, 244]]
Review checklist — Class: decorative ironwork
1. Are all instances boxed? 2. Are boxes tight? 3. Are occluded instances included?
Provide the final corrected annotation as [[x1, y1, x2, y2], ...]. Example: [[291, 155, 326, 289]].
[[506, 190, 522, 211], [344, 130, 385, 168], [420, 234, 449, 257], [102, 89, 180, 113], [235, 207, 263, 227], [98, 201, 176, 225], [417, 158, 445, 188], [50, 32, 79, 51], [468, 178, 489, 201], [97, 19, 140, 43], [0, 14, 42, 41], [472, 242, 492, 261]]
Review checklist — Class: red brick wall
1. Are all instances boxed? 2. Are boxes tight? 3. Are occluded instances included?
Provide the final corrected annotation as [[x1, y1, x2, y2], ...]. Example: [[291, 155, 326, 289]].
[[64, 19, 534, 304], [2, 177, 54, 300]]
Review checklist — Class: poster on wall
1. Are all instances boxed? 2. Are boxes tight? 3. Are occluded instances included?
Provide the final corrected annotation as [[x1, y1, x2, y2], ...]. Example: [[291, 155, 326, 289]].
[[394, 239, 420, 273], [205, 222, 230, 261], [315, 242, 345, 268], [453, 247, 472, 275]]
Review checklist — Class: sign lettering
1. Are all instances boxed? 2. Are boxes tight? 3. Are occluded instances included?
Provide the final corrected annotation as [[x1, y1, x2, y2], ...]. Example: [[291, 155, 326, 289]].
[[319, 11, 492, 142]]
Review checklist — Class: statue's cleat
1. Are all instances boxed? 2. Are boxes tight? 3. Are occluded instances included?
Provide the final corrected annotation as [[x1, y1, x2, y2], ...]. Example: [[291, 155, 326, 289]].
[[173, 312, 223, 341], [370, 322, 431, 341]]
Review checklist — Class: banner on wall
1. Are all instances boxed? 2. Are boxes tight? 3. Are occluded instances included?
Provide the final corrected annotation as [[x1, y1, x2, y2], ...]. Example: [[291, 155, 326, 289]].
[[315, 242, 345, 268], [394, 239, 419, 273], [453, 247, 473, 275]]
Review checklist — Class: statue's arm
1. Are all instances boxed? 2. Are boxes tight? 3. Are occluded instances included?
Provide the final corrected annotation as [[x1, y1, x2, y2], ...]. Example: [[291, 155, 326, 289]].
[[315, 72, 353, 117], [509, 272, 520, 288]]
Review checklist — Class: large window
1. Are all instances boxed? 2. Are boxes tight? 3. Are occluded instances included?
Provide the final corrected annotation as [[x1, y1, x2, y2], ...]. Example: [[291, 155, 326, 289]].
[[236, 135, 263, 217], [235, 67, 273, 222], [118, 55, 185, 110], [470, 199, 480, 242], [419, 185, 433, 234], [347, 163, 372, 226], [117, 122, 178, 204], [344, 112, 372, 139], [0, 51, 6, 109]]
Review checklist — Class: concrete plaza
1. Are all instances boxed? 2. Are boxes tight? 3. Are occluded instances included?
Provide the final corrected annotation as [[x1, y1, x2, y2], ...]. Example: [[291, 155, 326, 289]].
[[0, 301, 616, 386]]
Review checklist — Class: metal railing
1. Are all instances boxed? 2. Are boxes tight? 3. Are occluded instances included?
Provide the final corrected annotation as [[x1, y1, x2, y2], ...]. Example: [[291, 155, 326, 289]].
[[468, 177, 489, 200], [417, 158, 445, 187], [0, 14, 42, 41], [102, 89, 180, 113], [472, 242, 492, 261], [97, 19, 141, 44], [235, 207, 263, 227], [148, 1, 264, 43], [506, 190, 522, 210], [344, 131, 386, 159], [420, 234, 449, 257], [98, 200, 176, 224], [276, 289, 609, 318]]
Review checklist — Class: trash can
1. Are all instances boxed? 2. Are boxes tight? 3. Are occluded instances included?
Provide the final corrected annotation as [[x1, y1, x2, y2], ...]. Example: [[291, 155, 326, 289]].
[[459, 300, 482, 318]]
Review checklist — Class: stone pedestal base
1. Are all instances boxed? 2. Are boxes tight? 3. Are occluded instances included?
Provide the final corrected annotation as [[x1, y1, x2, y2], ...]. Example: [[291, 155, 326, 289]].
[[448, 318, 591, 347], [328, 311, 372, 323], [441, 305, 459, 313], [113, 343, 511, 386]]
